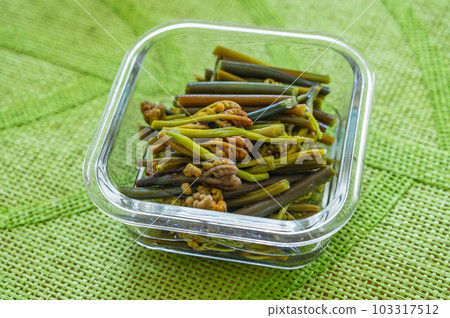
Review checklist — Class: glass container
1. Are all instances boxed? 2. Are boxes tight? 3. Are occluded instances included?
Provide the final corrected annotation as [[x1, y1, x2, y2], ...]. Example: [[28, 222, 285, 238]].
[[83, 21, 374, 268]]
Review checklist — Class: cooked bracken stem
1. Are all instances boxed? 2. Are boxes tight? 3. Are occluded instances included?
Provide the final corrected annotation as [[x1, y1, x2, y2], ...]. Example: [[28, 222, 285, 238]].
[[119, 186, 184, 200], [136, 157, 189, 166], [247, 98, 297, 122], [245, 149, 324, 174], [226, 179, 290, 207], [222, 173, 308, 199], [185, 81, 298, 96], [213, 46, 330, 83], [175, 94, 293, 107], [269, 161, 326, 174], [236, 156, 275, 169], [313, 109, 336, 126], [219, 60, 330, 95], [288, 203, 321, 213], [233, 166, 335, 217], [165, 139, 194, 157], [213, 45, 271, 66], [216, 69, 247, 82], [304, 85, 323, 139]]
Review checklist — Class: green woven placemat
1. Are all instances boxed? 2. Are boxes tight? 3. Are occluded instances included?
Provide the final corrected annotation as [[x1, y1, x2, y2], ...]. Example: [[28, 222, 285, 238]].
[[0, 0, 448, 299]]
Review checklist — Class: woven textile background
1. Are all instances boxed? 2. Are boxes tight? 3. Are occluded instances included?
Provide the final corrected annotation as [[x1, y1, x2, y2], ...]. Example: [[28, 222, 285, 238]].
[[0, 0, 449, 299]]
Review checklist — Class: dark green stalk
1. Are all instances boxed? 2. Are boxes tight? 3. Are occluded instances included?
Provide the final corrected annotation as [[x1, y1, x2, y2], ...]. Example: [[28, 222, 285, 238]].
[[271, 115, 314, 130], [236, 156, 275, 169], [288, 203, 321, 213], [270, 66, 330, 84], [137, 174, 196, 187], [136, 157, 189, 167], [233, 166, 335, 217], [247, 98, 296, 121], [269, 161, 326, 174], [304, 85, 323, 139], [226, 179, 290, 207], [185, 81, 298, 95], [313, 109, 336, 126], [245, 149, 324, 174], [175, 94, 292, 107], [246, 79, 328, 99], [205, 69, 213, 81], [135, 167, 186, 187], [119, 186, 184, 200], [220, 60, 330, 95], [223, 173, 308, 199], [151, 113, 253, 129], [212, 46, 330, 83]]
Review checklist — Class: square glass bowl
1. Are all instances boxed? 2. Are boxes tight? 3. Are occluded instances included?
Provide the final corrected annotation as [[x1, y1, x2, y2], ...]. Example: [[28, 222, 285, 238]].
[[83, 21, 374, 269]]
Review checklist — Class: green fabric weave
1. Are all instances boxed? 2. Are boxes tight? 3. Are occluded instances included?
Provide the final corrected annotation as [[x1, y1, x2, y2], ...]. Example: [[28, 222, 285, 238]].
[[0, 0, 448, 299]]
